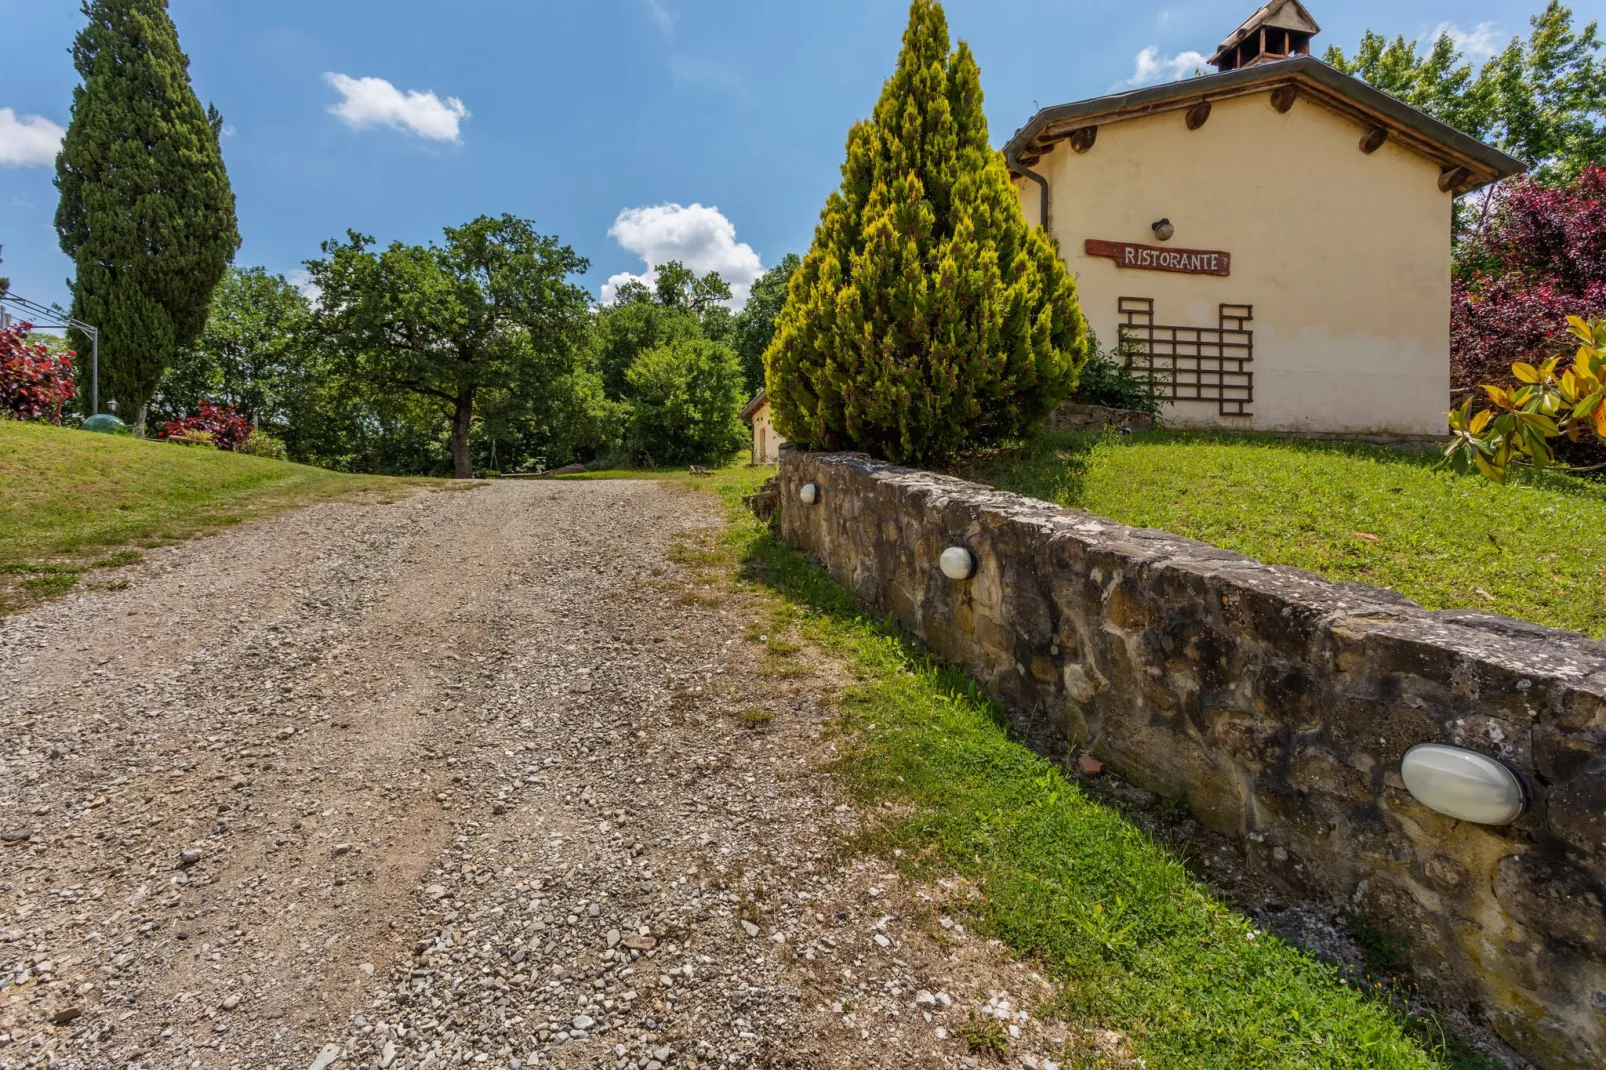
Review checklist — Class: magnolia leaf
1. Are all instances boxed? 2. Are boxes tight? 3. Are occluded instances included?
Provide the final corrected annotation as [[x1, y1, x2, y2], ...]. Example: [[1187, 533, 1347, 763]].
[[1575, 391, 1603, 419], [1482, 384, 1508, 407], [1568, 315, 1593, 342], [1561, 370, 1579, 402], [1473, 453, 1505, 483], [1469, 409, 1492, 435], [1596, 402, 1606, 438], [1512, 362, 1541, 384]]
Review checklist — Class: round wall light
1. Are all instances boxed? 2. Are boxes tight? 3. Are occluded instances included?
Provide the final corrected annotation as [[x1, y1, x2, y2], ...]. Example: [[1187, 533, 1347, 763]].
[[939, 546, 977, 581], [799, 483, 820, 504], [1400, 743, 1527, 825], [1151, 218, 1175, 242]]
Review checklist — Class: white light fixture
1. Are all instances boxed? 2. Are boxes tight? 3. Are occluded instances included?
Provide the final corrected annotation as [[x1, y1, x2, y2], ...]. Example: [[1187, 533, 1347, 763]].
[[799, 483, 820, 504], [939, 546, 976, 581], [1400, 743, 1526, 825], [1151, 218, 1175, 242]]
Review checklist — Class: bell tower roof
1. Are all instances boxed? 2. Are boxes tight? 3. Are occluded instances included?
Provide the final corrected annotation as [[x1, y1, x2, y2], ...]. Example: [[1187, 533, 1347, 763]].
[[1209, 0, 1321, 72]]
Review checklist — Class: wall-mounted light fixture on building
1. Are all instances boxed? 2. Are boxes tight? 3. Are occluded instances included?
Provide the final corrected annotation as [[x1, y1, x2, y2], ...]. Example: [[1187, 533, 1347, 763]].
[[1400, 743, 1527, 825], [1151, 218, 1175, 242], [939, 546, 976, 581], [799, 483, 820, 505]]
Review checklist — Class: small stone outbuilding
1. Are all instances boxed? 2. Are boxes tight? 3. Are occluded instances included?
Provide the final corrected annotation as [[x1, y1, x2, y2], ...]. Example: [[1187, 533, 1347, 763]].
[[741, 390, 786, 465]]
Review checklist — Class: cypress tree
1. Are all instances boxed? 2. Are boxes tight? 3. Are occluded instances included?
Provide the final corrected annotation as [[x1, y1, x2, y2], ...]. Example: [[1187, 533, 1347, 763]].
[[765, 0, 1085, 463], [55, 0, 240, 418]]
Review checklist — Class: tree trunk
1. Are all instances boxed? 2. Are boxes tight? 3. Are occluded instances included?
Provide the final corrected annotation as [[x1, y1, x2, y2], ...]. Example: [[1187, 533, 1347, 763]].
[[450, 389, 475, 479]]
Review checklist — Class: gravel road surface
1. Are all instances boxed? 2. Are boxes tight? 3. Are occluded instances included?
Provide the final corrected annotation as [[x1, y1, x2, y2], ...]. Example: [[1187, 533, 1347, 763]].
[[1, 480, 1106, 1070]]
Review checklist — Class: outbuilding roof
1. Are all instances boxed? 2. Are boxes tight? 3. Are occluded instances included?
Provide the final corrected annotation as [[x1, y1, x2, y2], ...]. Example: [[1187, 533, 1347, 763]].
[[1003, 56, 1524, 195], [740, 389, 768, 422]]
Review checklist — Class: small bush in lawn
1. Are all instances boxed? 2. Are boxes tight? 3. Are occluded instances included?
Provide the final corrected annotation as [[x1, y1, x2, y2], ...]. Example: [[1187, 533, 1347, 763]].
[[1071, 331, 1162, 416], [236, 431, 288, 461], [1, 321, 77, 423], [161, 399, 251, 450]]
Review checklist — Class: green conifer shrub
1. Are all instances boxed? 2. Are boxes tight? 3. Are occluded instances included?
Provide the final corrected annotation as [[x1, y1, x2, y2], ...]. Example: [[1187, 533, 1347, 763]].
[[765, 0, 1086, 463], [55, 0, 240, 418]]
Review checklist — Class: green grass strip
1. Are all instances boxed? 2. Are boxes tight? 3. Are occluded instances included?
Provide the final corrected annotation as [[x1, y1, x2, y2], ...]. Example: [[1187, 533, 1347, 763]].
[[956, 430, 1606, 638], [0, 420, 426, 567], [676, 465, 1455, 1069]]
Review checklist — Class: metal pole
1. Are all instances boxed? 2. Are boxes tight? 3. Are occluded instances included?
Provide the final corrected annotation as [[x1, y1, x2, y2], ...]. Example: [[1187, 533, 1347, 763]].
[[92, 331, 99, 415]]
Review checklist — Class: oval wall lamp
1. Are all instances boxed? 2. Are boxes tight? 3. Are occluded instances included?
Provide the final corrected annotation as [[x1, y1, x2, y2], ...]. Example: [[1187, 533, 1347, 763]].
[[939, 546, 977, 581], [1151, 218, 1175, 242], [1400, 743, 1527, 825], [799, 483, 820, 505]]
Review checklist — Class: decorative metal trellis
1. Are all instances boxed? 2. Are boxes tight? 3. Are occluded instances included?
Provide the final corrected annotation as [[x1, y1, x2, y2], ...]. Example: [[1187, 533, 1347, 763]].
[[1117, 297, 1254, 417], [0, 290, 102, 414]]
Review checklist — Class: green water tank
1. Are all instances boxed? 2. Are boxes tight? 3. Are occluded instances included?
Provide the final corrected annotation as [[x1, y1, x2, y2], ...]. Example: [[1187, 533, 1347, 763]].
[[81, 414, 129, 435]]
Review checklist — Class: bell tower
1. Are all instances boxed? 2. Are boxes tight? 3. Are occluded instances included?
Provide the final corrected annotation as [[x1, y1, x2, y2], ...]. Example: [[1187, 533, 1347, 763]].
[[1208, 1, 1320, 73]]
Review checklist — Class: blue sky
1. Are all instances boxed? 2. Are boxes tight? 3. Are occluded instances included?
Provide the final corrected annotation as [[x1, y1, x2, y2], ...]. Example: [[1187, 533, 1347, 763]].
[[0, 0, 1590, 311]]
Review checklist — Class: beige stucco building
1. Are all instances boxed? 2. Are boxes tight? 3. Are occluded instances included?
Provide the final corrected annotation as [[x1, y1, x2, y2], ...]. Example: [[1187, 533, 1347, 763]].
[[1005, 2, 1522, 437], [742, 391, 786, 464]]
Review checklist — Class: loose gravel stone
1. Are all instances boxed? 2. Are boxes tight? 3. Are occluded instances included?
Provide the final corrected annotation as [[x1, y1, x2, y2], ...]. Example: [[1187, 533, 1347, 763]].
[[0, 480, 1093, 1069]]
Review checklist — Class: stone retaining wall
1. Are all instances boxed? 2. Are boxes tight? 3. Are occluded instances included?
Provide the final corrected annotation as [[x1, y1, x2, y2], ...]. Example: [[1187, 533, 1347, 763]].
[[778, 450, 1606, 1069]]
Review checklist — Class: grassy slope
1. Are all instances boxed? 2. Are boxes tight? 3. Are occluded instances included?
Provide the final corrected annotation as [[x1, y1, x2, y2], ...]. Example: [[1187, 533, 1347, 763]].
[[955, 431, 1606, 638], [592, 464, 1462, 1070], [0, 420, 421, 607]]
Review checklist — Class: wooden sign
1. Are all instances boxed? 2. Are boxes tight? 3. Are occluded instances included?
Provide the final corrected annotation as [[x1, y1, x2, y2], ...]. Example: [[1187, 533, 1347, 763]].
[[1085, 239, 1231, 277]]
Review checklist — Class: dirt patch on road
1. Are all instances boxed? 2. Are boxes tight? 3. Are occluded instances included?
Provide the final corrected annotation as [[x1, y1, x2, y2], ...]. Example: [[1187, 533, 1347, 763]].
[[2, 481, 1091, 1070]]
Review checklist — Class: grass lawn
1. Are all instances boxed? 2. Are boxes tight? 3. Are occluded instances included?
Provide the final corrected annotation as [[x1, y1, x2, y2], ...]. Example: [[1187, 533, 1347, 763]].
[[595, 462, 1479, 1069], [952, 430, 1606, 638], [0, 419, 427, 611]]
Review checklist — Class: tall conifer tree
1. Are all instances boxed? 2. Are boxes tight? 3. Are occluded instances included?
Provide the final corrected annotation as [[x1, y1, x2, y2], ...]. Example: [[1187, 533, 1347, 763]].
[[55, 0, 240, 417], [765, 0, 1085, 463]]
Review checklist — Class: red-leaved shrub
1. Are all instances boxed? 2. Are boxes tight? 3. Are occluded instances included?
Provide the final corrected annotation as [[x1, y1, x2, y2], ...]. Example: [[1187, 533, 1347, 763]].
[[1452, 165, 1606, 394], [161, 400, 252, 451], [0, 321, 77, 423]]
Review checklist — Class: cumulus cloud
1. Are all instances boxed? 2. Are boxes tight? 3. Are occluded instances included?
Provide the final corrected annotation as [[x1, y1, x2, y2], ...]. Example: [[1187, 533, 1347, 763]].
[[601, 203, 763, 307], [324, 73, 468, 142], [1432, 21, 1503, 59], [1121, 47, 1210, 87], [0, 108, 65, 168], [287, 268, 323, 308]]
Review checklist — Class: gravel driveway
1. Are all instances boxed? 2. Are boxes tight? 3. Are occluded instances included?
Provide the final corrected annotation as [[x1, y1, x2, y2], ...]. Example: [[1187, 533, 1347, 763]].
[[1, 480, 1098, 1070]]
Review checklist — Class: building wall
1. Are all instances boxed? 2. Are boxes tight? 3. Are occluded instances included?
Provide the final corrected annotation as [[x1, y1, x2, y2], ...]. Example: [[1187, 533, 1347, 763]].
[[1020, 90, 1453, 435], [750, 404, 786, 464]]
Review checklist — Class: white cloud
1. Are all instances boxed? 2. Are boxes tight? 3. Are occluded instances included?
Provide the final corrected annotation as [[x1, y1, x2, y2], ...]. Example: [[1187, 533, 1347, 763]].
[[287, 268, 323, 308], [643, 0, 673, 35], [1432, 21, 1503, 60], [0, 108, 65, 168], [1121, 47, 1210, 88], [601, 203, 763, 307], [324, 73, 468, 143]]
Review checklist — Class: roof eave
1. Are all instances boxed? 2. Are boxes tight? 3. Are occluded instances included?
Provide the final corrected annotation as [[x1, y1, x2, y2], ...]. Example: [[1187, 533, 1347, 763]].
[[1004, 57, 1524, 195]]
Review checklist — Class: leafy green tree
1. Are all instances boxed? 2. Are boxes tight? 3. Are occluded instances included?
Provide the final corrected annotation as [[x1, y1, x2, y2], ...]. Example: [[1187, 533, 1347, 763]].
[[306, 215, 593, 479], [593, 282, 703, 399], [733, 253, 801, 395], [55, 0, 240, 419], [150, 267, 309, 428], [766, 0, 1085, 464], [624, 338, 746, 465], [1326, 3, 1606, 183]]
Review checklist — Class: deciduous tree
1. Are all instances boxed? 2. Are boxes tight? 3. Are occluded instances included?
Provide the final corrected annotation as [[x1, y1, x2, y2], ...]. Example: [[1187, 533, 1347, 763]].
[[306, 215, 593, 479]]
